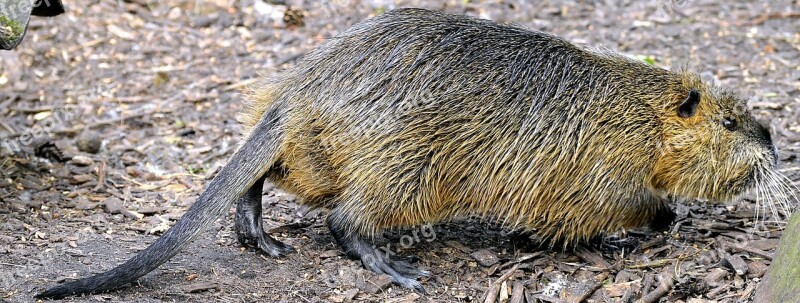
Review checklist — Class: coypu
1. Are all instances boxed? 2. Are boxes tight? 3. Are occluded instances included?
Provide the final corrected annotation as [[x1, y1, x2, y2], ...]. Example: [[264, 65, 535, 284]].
[[38, 8, 791, 298]]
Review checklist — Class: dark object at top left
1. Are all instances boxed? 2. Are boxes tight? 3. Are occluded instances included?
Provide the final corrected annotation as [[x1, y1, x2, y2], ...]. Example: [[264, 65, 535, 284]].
[[0, 0, 65, 50]]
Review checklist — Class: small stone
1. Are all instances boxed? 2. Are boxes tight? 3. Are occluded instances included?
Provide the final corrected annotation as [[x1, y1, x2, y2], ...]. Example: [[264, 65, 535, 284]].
[[181, 282, 218, 293], [393, 293, 422, 302], [121, 209, 144, 220], [146, 215, 164, 226], [27, 201, 45, 210], [121, 155, 139, 166], [704, 268, 729, 286], [77, 132, 102, 154], [343, 288, 359, 302], [71, 174, 93, 184], [126, 166, 140, 177], [603, 282, 632, 297], [19, 177, 46, 190], [319, 250, 341, 259], [724, 254, 749, 276], [337, 267, 358, 288], [238, 270, 257, 279], [137, 206, 168, 215], [74, 196, 98, 210], [52, 167, 70, 178], [71, 155, 94, 166], [615, 270, 632, 283], [471, 249, 500, 267], [327, 295, 344, 303], [446, 240, 472, 253], [103, 197, 123, 214], [748, 239, 780, 251], [747, 260, 769, 278], [356, 274, 392, 293]]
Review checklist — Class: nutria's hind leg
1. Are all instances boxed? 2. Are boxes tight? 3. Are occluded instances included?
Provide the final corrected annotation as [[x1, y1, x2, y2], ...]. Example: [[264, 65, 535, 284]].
[[326, 209, 429, 293], [234, 175, 296, 257]]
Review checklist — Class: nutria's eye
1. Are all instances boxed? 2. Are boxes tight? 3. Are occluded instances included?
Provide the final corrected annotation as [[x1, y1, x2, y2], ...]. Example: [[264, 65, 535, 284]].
[[722, 118, 737, 131]]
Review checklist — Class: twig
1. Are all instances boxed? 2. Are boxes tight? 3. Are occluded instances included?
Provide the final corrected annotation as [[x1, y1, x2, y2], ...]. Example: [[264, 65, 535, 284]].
[[9, 106, 59, 114], [66, 38, 104, 53], [738, 283, 756, 301], [177, 176, 196, 191], [636, 266, 676, 303], [0, 109, 163, 141], [627, 259, 674, 269], [484, 264, 519, 303], [744, 12, 800, 26], [621, 288, 634, 302], [0, 262, 25, 267], [499, 251, 544, 269], [722, 240, 774, 261], [641, 273, 654, 294], [576, 247, 611, 270], [509, 281, 525, 303], [223, 78, 260, 91], [575, 280, 605, 302], [93, 161, 107, 192], [484, 283, 501, 303], [493, 263, 520, 286], [532, 294, 569, 303]]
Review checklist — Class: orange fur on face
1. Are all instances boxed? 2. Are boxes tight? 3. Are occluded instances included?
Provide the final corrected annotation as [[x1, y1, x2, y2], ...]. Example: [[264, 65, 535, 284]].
[[650, 73, 771, 202]]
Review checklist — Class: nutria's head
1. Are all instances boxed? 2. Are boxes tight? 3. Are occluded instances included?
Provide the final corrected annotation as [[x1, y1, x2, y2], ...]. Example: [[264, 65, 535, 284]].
[[649, 73, 789, 207]]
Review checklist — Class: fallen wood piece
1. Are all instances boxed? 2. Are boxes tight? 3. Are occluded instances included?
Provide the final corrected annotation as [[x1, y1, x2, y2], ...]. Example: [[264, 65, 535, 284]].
[[483, 264, 519, 303], [722, 240, 774, 261], [509, 281, 525, 303], [499, 251, 544, 269], [532, 294, 570, 303], [181, 282, 219, 293], [636, 266, 675, 303], [755, 213, 800, 303], [744, 11, 800, 25], [576, 247, 611, 270]]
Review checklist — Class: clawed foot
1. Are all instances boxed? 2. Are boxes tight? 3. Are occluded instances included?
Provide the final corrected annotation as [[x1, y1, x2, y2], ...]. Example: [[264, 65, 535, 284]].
[[234, 176, 296, 257], [360, 252, 429, 292], [239, 231, 296, 257], [327, 212, 429, 293]]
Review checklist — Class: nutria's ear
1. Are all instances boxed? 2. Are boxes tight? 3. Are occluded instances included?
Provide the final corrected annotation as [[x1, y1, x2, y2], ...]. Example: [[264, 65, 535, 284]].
[[677, 90, 700, 118]]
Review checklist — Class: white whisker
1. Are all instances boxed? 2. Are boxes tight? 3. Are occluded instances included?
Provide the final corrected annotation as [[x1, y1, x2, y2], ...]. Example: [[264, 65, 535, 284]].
[[766, 170, 794, 214], [773, 170, 800, 201], [769, 170, 796, 215], [753, 170, 763, 228], [762, 171, 782, 222]]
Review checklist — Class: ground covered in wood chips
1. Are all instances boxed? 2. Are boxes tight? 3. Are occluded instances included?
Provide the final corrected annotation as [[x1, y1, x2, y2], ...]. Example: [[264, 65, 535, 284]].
[[1, 0, 799, 302]]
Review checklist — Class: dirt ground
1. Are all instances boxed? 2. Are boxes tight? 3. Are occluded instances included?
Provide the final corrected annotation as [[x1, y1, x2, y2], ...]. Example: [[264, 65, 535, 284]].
[[1, 0, 799, 302]]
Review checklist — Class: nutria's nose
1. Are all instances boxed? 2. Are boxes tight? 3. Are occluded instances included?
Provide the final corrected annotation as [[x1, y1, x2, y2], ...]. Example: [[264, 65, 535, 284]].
[[757, 122, 772, 142]]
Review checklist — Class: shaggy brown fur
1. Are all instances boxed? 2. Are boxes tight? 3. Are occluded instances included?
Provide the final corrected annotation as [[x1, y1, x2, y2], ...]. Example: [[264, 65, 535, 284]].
[[240, 10, 778, 243], [39, 8, 792, 298]]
